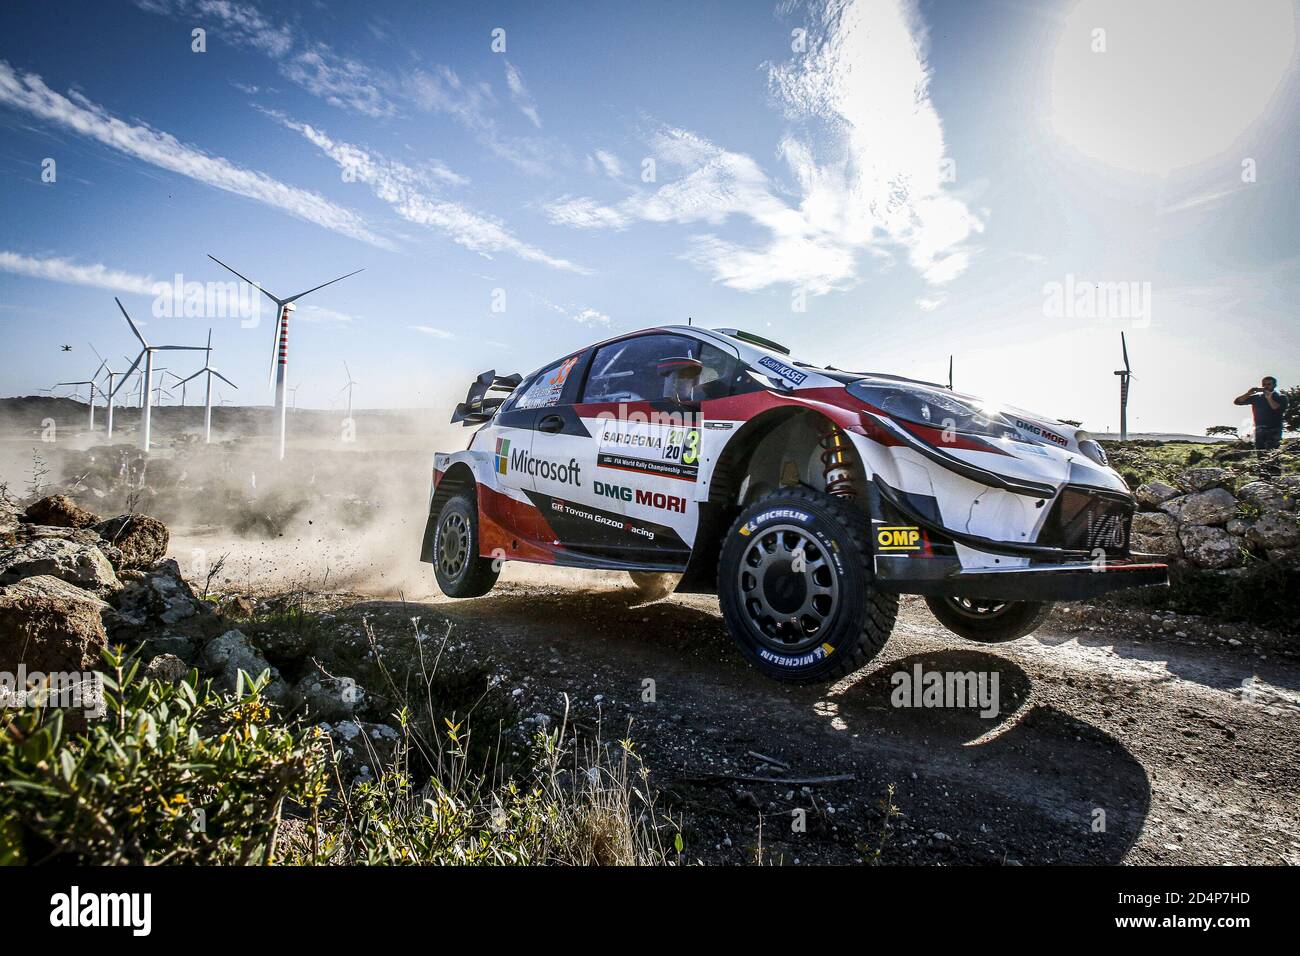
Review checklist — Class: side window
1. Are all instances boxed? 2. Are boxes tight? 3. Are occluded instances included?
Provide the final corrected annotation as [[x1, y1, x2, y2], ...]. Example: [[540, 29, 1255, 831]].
[[581, 335, 742, 404], [514, 354, 580, 410]]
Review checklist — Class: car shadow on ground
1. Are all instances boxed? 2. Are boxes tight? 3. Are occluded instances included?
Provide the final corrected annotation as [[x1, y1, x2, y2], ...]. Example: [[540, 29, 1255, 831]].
[[376, 590, 1152, 863], [822, 649, 1151, 863]]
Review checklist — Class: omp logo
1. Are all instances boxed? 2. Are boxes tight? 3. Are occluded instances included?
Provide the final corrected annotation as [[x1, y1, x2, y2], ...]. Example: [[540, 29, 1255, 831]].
[[877, 526, 922, 551], [494, 437, 510, 475], [50, 886, 152, 936]]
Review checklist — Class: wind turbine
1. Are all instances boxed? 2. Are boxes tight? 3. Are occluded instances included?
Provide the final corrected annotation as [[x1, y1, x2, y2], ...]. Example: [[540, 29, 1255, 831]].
[[288, 381, 301, 413], [339, 362, 359, 421], [110, 298, 208, 452], [89, 345, 121, 439], [176, 329, 238, 443], [947, 355, 953, 391], [53, 366, 104, 431], [1114, 332, 1133, 441], [207, 254, 363, 460]]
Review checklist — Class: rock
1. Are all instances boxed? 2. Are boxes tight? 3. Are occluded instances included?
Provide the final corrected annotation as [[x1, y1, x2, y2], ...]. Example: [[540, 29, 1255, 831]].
[[22, 495, 100, 529], [1158, 495, 1187, 520], [1130, 511, 1180, 556], [1178, 467, 1232, 492], [0, 575, 109, 674], [1245, 512, 1300, 550], [0, 537, 121, 592], [93, 514, 169, 570], [1265, 547, 1300, 570], [144, 653, 189, 683], [292, 672, 364, 721], [321, 720, 400, 784], [1135, 481, 1180, 507], [1235, 481, 1286, 514], [148, 559, 205, 624], [199, 629, 288, 704], [218, 594, 255, 619], [1179, 525, 1244, 570], [1226, 517, 1254, 537], [0, 502, 18, 546], [1178, 488, 1238, 527], [145, 633, 198, 663]]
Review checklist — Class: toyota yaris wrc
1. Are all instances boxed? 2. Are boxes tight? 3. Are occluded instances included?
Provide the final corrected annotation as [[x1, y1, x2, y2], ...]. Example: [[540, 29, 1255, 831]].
[[421, 326, 1168, 684]]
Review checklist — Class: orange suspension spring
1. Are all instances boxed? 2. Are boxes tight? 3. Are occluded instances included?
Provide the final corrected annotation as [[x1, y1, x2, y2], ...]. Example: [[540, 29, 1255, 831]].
[[818, 423, 857, 497]]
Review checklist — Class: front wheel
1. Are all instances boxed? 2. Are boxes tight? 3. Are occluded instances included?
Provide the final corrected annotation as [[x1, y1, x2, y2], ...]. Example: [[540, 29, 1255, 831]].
[[924, 596, 1053, 643], [432, 493, 500, 598], [717, 488, 897, 684]]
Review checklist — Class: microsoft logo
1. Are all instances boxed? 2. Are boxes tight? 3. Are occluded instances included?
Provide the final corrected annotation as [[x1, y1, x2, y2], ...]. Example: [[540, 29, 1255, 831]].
[[495, 437, 510, 475]]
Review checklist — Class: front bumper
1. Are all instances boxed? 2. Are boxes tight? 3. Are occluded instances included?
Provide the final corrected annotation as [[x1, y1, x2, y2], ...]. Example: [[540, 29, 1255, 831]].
[[874, 553, 1168, 601]]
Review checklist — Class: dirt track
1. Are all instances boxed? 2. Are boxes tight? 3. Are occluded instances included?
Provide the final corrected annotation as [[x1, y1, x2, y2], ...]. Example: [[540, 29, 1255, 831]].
[[321, 578, 1300, 865]]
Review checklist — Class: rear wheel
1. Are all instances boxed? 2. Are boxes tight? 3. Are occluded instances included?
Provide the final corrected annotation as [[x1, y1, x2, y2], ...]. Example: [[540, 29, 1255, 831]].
[[432, 493, 499, 598], [718, 488, 897, 684], [924, 596, 1053, 642]]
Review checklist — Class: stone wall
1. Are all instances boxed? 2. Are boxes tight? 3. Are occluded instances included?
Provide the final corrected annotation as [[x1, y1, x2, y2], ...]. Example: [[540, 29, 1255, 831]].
[[1131, 469, 1300, 572]]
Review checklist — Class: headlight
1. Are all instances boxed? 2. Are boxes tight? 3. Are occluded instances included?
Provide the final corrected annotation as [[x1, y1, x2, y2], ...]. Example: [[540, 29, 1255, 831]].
[[1078, 438, 1109, 467], [847, 381, 1019, 440]]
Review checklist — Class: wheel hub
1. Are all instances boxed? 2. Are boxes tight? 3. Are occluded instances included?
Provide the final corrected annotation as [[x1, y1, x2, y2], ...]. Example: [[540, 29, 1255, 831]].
[[737, 524, 839, 653], [437, 512, 469, 579]]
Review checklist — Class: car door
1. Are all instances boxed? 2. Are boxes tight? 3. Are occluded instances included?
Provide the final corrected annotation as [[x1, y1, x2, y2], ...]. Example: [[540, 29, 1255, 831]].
[[479, 354, 582, 560], [569, 333, 742, 567]]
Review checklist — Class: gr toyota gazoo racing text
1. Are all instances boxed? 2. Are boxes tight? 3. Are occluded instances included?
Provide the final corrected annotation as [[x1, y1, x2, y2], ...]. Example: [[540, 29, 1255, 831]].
[[421, 326, 1168, 684]]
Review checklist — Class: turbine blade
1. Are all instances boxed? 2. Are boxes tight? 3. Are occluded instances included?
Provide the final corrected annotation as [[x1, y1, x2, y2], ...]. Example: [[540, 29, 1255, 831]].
[[156, 345, 208, 351], [116, 297, 148, 348], [1121, 331, 1130, 371], [176, 369, 204, 385], [110, 350, 145, 396], [211, 369, 239, 389], [282, 268, 364, 303], [208, 254, 281, 304]]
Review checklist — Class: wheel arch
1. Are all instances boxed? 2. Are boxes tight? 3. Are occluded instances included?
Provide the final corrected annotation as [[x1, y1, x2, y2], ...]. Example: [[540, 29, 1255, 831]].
[[421, 461, 480, 563]]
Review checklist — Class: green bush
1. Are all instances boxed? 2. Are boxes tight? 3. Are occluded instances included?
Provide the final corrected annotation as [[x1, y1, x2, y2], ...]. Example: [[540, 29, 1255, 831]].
[[0, 647, 326, 865]]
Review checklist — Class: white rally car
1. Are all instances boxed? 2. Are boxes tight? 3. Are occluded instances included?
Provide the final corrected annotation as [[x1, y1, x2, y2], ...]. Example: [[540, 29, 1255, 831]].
[[421, 326, 1167, 683]]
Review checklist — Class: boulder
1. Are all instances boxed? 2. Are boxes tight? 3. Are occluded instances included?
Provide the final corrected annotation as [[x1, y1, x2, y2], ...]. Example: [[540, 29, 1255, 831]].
[[1178, 487, 1238, 527], [1179, 525, 1244, 570], [199, 628, 288, 704], [0, 502, 18, 546], [144, 653, 189, 683], [23, 495, 100, 529], [1235, 481, 1287, 514], [1178, 467, 1233, 492], [1135, 480, 1180, 507], [1158, 495, 1187, 520], [1245, 512, 1300, 550], [1130, 511, 1180, 556], [0, 575, 109, 674], [1225, 517, 1255, 537], [293, 672, 365, 721], [93, 514, 169, 570], [0, 537, 120, 592]]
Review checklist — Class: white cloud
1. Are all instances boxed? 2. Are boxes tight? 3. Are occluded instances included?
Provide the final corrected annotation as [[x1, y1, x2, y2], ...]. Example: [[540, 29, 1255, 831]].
[[593, 149, 624, 178], [0, 61, 388, 248], [409, 325, 454, 338], [0, 251, 156, 294], [504, 62, 541, 128], [544, 0, 980, 293], [573, 308, 611, 327], [298, 304, 356, 322], [277, 115, 586, 273], [543, 196, 631, 230]]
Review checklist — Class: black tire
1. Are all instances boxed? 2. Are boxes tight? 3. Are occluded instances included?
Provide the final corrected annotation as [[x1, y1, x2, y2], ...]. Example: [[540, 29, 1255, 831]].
[[432, 493, 500, 598], [717, 488, 897, 684], [924, 596, 1053, 643]]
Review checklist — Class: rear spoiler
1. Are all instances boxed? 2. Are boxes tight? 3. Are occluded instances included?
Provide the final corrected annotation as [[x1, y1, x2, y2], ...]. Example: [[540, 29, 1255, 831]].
[[451, 369, 522, 425]]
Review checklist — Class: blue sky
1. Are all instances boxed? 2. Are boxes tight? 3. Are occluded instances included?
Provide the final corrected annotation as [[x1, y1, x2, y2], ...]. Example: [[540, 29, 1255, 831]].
[[0, 0, 1296, 434]]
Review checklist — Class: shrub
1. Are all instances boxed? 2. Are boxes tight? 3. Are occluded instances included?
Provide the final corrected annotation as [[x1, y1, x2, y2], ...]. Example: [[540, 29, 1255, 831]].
[[0, 646, 326, 865]]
